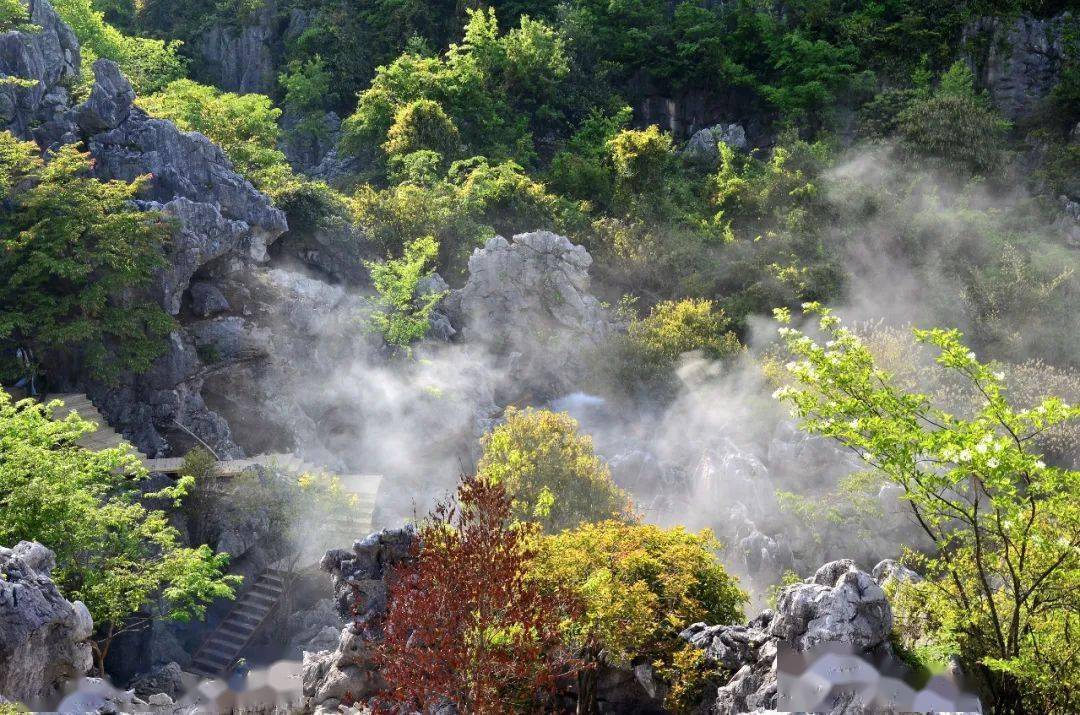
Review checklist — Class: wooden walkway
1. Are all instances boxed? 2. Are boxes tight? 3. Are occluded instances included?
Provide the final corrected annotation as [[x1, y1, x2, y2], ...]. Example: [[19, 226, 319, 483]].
[[47, 393, 383, 530]]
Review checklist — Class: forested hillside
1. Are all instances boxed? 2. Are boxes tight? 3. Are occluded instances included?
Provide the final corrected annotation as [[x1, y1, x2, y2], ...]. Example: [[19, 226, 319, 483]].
[[0, 0, 1078, 713]]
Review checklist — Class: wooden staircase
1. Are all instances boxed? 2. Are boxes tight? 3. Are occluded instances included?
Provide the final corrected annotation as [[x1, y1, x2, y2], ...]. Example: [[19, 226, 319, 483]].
[[187, 568, 288, 678], [47, 394, 385, 677], [47, 393, 148, 458]]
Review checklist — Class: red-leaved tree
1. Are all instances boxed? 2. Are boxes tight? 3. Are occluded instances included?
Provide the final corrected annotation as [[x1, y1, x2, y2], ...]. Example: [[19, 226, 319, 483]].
[[372, 476, 582, 713]]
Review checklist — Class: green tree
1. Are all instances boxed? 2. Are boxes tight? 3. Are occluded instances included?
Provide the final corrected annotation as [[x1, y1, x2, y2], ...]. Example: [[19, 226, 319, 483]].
[[531, 521, 746, 711], [608, 125, 673, 199], [898, 60, 1011, 174], [383, 98, 461, 161], [0, 390, 240, 672], [774, 304, 1080, 713], [0, 132, 172, 383], [138, 80, 295, 198], [53, 0, 186, 94], [628, 298, 744, 367], [364, 235, 445, 348], [478, 407, 634, 533]]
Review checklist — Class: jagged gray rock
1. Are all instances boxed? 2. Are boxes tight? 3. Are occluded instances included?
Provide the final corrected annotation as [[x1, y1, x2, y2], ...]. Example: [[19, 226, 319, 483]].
[[770, 559, 892, 652], [75, 59, 134, 135], [682, 560, 893, 714], [0, 542, 94, 704], [683, 560, 982, 714], [966, 13, 1067, 121], [0, 0, 79, 142], [188, 282, 231, 318], [128, 661, 184, 701], [447, 231, 610, 397], [683, 123, 748, 165], [303, 529, 416, 709]]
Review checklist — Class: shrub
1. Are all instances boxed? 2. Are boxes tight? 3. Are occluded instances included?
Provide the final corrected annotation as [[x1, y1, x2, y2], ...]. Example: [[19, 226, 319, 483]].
[[477, 407, 634, 533], [531, 520, 746, 711], [775, 304, 1080, 712], [52, 0, 186, 94], [383, 98, 460, 159], [374, 476, 581, 713], [0, 0, 26, 31], [0, 133, 172, 383], [364, 235, 445, 349], [628, 298, 743, 367], [608, 125, 674, 198], [898, 61, 1011, 174]]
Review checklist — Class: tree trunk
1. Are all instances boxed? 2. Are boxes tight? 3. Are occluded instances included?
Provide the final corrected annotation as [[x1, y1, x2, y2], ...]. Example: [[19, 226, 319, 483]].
[[577, 645, 600, 715]]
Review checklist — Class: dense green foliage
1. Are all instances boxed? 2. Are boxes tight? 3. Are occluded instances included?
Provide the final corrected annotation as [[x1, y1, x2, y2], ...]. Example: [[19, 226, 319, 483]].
[[365, 235, 445, 348], [775, 305, 1080, 712], [0, 391, 240, 670], [478, 407, 633, 533], [0, 132, 172, 383], [54, 0, 186, 95], [532, 520, 746, 710]]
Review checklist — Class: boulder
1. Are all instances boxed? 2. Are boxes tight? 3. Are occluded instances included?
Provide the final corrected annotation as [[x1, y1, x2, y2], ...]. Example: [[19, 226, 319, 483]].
[[683, 123, 748, 165], [0, 542, 94, 704], [769, 559, 892, 653], [447, 231, 610, 397], [128, 661, 184, 701]]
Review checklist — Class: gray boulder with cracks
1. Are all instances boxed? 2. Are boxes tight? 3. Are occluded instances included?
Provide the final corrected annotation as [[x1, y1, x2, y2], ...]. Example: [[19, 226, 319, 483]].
[[0, 542, 94, 704]]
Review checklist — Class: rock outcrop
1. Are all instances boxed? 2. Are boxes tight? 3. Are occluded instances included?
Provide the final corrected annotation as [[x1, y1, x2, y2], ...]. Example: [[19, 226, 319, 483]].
[[447, 231, 610, 398], [683, 560, 980, 714], [302, 529, 416, 712], [0, 542, 94, 704], [683, 123, 748, 165], [966, 13, 1068, 122], [2, 4, 290, 458], [0, 0, 79, 142]]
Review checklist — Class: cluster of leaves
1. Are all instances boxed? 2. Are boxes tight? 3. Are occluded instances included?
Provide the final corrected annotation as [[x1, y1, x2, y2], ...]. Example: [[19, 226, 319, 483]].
[[0, 131, 172, 383], [774, 304, 1080, 713], [374, 475, 582, 713], [53, 0, 186, 95], [0, 391, 240, 672], [340, 8, 570, 173], [364, 235, 445, 349], [478, 407, 634, 534], [531, 520, 746, 709]]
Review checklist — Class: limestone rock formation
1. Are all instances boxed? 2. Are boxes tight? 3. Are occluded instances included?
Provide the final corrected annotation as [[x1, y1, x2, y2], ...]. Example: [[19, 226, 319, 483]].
[[966, 13, 1067, 121], [1, 6, 288, 457], [683, 123, 748, 165], [0, 542, 93, 704], [0, 0, 79, 142], [75, 58, 135, 135], [683, 560, 981, 714], [447, 231, 610, 397], [302, 529, 416, 711]]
